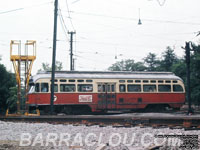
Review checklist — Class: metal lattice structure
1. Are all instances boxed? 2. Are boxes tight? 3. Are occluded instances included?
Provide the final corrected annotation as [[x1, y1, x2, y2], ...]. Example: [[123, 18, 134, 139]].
[[10, 40, 36, 114]]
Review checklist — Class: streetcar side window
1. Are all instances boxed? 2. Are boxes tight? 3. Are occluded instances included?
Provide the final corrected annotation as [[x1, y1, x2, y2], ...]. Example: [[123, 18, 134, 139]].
[[165, 80, 171, 83], [50, 79, 58, 82], [78, 84, 93, 92], [135, 80, 141, 83], [78, 80, 84, 82], [107, 85, 111, 92], [143, 80, 149, 83], [150, 80, 156, 83], [127, 80, 133, 83], [35, 83, 40, 92], [69, 79, 76, 82], [143, 85, 157, 92], [60, 79, 67, 82], [86, 80, 93, 82], [173, 85, 184, 92], [111, 85, 115, 92], [60, 84, 76, 92], [128, 85, 141, 92], [41, 83, 49, 92], [98, 85, 105, 92], [119, 84, 126, 92], [119, 80, 125, 83], [98, 84, 115, 92], [51, 84, 58, 92], [107, 84, 115, 92], [158, 85, 171, 92], [54, 84, 58, 92]]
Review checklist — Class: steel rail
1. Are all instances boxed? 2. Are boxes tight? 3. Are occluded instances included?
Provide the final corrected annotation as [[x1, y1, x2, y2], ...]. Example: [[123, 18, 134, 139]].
[[0, 115, 200, 129]]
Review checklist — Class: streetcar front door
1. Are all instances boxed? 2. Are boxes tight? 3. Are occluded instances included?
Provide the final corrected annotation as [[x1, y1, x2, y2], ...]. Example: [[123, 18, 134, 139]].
[[97, 83, 116, 110]]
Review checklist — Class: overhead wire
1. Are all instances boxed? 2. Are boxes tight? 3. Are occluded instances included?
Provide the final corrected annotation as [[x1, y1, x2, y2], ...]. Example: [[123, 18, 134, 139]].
[[71, 0, 81, 4], [74, 54, 111, 65], [0, 8, 24, 15], [71, 11, 200, 26], [2, 0, 196, 71], [65, 0, 75, 31], [58, 5, 70, 41], [156, 0, 167, 6], [0, 1, 53, 15]]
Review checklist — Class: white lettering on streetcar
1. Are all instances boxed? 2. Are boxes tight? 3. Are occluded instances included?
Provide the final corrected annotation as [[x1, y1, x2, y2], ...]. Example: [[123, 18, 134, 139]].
[[79, 95, 92, 102]]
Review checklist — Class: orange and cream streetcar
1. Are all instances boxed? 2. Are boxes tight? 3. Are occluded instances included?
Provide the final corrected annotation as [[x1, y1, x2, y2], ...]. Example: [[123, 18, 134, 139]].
[[28, 71, 185, 114]]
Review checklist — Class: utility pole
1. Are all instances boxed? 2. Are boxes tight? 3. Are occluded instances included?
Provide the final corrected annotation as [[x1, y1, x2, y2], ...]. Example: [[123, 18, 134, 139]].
[[68, 31, 76, 71], [73, 58, 75, 70], [50, 0, 58, 115], [185, 42, 193, 114]]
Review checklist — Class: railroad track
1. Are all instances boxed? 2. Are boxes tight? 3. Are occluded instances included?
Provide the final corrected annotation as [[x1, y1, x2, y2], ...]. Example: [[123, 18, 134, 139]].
[[1, 113, 200, 130]]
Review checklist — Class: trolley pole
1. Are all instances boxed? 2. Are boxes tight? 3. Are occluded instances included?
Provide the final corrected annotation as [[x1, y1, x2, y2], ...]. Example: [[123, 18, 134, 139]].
[[185, 42, 193, 114], [50, 0, 58, 115], [68, 31, 76, 71]]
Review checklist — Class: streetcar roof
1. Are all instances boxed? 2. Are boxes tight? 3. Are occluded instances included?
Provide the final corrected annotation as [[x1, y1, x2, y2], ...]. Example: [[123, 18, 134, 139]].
[[31, 71, 182, 82]]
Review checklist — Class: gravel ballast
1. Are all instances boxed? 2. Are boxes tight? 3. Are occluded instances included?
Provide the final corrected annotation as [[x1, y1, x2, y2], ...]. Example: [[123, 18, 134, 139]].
[[0, 121, 199, 150]]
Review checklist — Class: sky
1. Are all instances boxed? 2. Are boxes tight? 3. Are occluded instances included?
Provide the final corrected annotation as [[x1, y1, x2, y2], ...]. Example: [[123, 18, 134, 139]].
[[0, 0, 200, 75]]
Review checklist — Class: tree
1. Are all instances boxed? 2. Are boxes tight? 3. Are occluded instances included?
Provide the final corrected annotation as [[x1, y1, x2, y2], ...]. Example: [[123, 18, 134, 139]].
[[55, 61, 63, 71], [190, 44, 200, 105], [39, 61, 63, 71], [41, 62, 51, 71], [160, 46, 178, 71], [171, 58, 186, 79], [143, 53, 160, 71], [171, 43, 200, 105], [6, 87, 17, 112], [108, 59, 146, 71], [0, 64, 16, 114]]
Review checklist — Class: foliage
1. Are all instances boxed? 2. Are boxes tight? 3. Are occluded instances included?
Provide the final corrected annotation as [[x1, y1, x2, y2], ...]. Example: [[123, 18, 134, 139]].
[[41, 62, 51, 71], [108, 44, 200, 105], [143, 53, 160, 71], [6, 87, 17, 112], [0, 64, 16, 114], [108, 59, 146, 71], [190, 44, 200, 104], [0, 41, 200, 114], [39, 61, 63, 72], [160, 46, 179, 71], [171, 59, 186, 79]]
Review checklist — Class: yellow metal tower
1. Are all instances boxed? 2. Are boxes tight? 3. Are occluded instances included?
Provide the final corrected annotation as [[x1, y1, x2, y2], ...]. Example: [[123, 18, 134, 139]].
[[10, 40, 36, 114]]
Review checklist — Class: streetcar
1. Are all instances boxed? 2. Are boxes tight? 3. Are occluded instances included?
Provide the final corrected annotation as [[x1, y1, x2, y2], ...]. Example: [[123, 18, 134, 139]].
[[28, 71, 185, 114]]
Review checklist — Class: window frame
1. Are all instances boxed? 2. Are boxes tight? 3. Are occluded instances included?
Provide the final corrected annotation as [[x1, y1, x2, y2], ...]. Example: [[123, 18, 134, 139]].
[[158, 84, 171, 92], [41, 83, 49, 93], [35, 83, 40, 93], [119, 84, 126, 92], [60, 84, 76, 92], [69, 79, 76, 82], [143, 84, 157, 92], [127, 84, 141, 92], [173, 84, 184, 92], [78, 84, 93, 92], [60, 79, 67, 82], [51, 84, 58, 92]]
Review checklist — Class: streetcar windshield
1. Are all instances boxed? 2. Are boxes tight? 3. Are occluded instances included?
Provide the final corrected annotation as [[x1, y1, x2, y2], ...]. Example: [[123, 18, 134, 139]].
[[28, 85, 35, 93]]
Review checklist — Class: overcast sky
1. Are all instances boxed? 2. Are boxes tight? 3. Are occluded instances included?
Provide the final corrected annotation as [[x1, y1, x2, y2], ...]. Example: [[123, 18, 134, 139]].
[[0, 0, 200, 74]]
